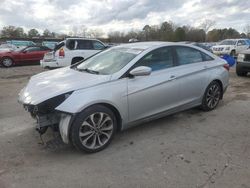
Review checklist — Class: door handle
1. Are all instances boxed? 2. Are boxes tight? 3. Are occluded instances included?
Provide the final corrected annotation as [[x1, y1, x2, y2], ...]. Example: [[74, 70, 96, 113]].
[[169, 75, 176, 81]]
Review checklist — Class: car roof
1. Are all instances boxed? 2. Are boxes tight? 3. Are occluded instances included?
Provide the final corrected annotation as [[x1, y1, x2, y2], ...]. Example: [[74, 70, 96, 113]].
[[222, 38, 249, 41], [65, 38, 100, 41], [113, 41, 174, 51]]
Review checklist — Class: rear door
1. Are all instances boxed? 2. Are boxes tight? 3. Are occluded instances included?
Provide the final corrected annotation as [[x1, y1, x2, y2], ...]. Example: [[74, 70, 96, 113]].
[[75, 40, 104, 59], [173, 46, 213, 105], [127, 47, 181, 122]]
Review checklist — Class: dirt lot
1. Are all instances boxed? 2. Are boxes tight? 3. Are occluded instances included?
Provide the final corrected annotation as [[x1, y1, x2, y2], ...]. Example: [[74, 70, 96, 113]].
[[0, 65, 250, 188]]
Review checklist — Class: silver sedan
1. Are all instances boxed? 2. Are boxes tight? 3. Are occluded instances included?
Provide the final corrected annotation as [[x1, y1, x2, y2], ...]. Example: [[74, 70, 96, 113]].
[[18, 42, 229, 153]]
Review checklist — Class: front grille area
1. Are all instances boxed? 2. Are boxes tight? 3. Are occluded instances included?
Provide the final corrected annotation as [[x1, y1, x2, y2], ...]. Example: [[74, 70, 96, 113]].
[[214, 47, 224, 51], [244, 54, 250, 62]]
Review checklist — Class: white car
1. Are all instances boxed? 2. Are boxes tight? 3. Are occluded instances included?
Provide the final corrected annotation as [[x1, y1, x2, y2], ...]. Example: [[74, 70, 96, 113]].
[[40, 38, 107, 68], [212, 39, 250, 56]]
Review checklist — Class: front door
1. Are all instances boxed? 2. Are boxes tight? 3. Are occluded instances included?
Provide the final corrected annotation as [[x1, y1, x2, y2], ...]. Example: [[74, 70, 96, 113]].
[[127, 47, 181, 122]]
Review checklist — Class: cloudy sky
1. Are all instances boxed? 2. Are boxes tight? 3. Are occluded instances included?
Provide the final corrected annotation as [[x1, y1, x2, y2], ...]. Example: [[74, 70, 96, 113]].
[[0, 0, 249, 36]]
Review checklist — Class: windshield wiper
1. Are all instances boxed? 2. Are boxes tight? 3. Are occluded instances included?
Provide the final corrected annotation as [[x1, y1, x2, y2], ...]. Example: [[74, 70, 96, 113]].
[[77, 68, 99, 74]]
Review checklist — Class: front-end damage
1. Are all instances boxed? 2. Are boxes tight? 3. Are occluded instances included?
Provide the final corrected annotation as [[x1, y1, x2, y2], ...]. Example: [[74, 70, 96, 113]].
[[20, 91, 74, 143]]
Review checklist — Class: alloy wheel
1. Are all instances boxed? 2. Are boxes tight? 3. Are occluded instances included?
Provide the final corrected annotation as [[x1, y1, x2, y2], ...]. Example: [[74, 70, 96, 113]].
[[206, 84, 221, 109], [79, 112, 114, 150], [2, 58, 13, 67]]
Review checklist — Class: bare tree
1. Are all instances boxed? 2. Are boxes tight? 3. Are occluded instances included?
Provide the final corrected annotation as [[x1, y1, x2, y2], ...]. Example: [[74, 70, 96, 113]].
[[72, 26, 78, 36], [244, 24, 250, 37], [200, 19, 216, 33], [87, 29, 104, 38], [79, 25, 87, 37]]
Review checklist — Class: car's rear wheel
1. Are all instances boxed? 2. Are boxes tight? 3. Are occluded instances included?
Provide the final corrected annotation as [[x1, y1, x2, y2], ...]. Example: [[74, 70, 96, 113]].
[[70, 105, 117, 153], [201, 81, 222, 111], [1, 57, 14, 67], [236, 66, 247, 77], [230, 50, 236, 57], [71, 57, 84, 65]]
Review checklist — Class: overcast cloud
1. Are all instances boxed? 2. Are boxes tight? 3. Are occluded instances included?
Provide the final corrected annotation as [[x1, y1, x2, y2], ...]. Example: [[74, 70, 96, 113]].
[[0, 0, 249, 35]]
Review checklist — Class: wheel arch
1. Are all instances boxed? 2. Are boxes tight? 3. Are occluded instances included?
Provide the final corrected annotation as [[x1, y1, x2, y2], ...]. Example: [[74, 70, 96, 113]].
[[1, 56, 15, 65], [211, 79, 223, 99], [70, 102, 122, 133], [71, 56, 84, 65], [67, 102, 123, 144]]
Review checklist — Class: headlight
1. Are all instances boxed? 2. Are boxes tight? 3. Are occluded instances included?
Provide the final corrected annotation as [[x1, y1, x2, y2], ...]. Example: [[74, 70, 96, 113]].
[[35, 91, 73, 114], [225, 47, 230, 51], [237, 54, 245, 61]]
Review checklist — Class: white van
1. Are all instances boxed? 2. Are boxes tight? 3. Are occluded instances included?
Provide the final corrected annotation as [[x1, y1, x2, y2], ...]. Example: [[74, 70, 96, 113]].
[[40, 38, 107, 68]]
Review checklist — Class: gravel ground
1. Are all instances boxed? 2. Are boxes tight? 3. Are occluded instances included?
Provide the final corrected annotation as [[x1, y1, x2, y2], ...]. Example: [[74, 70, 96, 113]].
[[0, 65, 250, 188]]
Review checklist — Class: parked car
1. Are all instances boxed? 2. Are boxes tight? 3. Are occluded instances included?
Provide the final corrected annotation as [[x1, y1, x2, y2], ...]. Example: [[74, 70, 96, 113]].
[[0, 46, 51, 67], [40, 38, 107, 69], [0, 43, 18, 52], [7, 40, 36, 47], [236, 49, 250, 76], [177, 41, 213, 52], [18, 42, 229, 153], [212, 39, 250, 56], [42, 41, 58, 49]]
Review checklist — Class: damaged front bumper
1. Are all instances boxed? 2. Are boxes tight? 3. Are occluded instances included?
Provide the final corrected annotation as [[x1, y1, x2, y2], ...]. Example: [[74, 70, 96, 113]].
[[23, 103, 74, 144]]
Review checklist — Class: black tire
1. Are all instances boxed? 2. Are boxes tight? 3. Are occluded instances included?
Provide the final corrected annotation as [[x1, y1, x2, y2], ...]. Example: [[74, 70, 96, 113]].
[[236, 66, 247, 77], [201, 81, 222, 111], [71, 57, 84, 65], [1, 57, 14, 67], [230, 50, 236, 57], [70, 105, 117, 153]]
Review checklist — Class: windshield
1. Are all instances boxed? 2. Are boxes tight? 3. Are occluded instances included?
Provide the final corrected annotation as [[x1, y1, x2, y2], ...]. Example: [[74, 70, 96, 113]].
[[220, 40, 236, 45], [76, 47, 141, 75]]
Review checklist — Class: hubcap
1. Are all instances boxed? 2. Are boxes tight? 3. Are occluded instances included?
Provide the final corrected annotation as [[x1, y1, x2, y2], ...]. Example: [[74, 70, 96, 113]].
[[206, 84, 221, 109], [2, 58, 12, 67], [79, 112, 113, 149]]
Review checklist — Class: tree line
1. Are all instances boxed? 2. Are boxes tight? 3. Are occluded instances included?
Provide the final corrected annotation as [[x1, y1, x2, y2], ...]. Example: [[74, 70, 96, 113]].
[[108, 21, 250, 43], [1, 20, 250, 43], [0, 26, 59, 38]]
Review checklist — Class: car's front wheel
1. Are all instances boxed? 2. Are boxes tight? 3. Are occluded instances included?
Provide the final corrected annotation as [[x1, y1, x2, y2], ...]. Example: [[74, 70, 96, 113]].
[[201, 81, 222, 111], [1, 57, 14, 67], [70, 105, 117, 153]]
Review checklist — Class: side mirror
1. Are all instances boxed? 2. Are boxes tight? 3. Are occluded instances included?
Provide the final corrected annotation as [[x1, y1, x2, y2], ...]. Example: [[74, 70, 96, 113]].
[[129, 66, 152, 77]]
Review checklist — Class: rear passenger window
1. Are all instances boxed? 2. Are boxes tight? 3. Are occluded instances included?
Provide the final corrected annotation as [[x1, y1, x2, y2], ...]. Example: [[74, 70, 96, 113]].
[[76, 40, 93, 50], [202, 52, 214, 61], [134, 47, 174, 71], [92, 41, 105, 50], [66, 40, 76, 50], [176, 47, 203, 65]]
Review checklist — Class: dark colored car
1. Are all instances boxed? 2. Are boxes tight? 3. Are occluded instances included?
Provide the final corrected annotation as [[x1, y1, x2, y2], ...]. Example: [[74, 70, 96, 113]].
[[0, 46, 51, 67], [236, 50, 250, 76]]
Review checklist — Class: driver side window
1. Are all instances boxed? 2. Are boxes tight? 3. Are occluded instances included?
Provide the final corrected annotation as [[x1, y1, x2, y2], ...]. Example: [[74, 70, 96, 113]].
[[25, 47, 41, 52], [238, 40, 246, 46], [134, 47, 174, 71]]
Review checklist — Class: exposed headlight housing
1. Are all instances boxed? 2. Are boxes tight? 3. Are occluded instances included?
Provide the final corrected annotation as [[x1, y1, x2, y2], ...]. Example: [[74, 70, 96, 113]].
[[23, 91, 73, 116]]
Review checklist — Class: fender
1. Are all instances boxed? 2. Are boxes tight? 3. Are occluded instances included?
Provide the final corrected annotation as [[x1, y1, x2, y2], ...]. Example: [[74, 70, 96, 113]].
[[56, 78, 129, 124]]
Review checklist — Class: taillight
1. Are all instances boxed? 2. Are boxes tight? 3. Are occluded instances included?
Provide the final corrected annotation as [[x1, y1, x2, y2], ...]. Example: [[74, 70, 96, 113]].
[[223, 64, 230, 71], [59, 48, 65, 57]]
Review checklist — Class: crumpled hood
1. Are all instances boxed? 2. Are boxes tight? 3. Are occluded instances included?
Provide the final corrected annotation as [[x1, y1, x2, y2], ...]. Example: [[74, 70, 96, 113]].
[[18, 67, 111, 105]]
